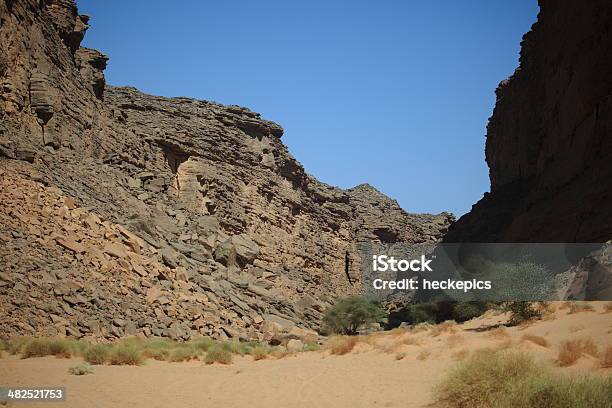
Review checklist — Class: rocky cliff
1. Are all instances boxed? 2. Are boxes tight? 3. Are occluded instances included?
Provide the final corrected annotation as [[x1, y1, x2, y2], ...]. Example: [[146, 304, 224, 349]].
[[0, 0, 452, 341], [445, 0, 612, 243]]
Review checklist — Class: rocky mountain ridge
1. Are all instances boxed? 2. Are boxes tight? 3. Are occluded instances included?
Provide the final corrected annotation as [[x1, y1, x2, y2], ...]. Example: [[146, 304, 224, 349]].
[[0, 0, 452, 341]]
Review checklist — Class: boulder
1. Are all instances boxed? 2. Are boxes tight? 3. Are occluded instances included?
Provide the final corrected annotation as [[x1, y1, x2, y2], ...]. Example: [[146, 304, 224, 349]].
[[214, 234, 260, 267]]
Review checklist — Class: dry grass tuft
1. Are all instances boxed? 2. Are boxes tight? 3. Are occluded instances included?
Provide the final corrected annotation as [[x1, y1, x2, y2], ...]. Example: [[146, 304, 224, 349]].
[[108, 345, 144, 366], [600, 346, 612, 368], [68, 362, 94, 376], [204, 346, 233, 365], [431, 321, 457, 337], [487, 327, 510, 340], [395, 352, 407, 360], [84, 344, 111, 365], [250, 345, 269, 361], [446, 334, 464, 348], [435, 349, 612, 408], [417, 350, 431, 361], [452, 349, 469, 361], [327, 336, 358, 355], [568, 302, 595, 314], [521, 334, 549, 348], [411, 322, 433, 333], [557, 338, 598, 367]]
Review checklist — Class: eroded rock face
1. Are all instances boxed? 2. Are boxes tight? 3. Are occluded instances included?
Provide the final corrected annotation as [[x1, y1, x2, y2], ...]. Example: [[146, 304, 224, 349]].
[[445, 0, 612, 243], [0, 0, 452, 340]]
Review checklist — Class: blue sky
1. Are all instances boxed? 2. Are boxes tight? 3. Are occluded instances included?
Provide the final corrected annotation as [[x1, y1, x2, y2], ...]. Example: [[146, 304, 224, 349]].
[[77, 0, 539, 217]]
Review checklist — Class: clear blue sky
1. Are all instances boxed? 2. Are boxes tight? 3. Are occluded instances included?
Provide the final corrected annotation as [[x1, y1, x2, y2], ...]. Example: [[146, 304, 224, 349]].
[[77, 0, 539, 217]]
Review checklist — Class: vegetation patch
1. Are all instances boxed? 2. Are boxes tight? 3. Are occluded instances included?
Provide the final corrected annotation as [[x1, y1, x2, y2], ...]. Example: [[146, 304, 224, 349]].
[[522, 334, 549, 348], [557, 338, 598, 367], [204, 346, 233, 365], [323, 296, 387, 335], [68, 362, 94, 376], [435, 349, 612, 408]]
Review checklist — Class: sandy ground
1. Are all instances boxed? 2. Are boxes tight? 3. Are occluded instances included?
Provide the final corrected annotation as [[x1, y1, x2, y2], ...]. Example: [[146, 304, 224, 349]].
[[2, 302, 611, 408]]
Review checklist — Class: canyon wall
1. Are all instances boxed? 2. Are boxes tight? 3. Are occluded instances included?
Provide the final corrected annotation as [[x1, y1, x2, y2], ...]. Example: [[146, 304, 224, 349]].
[[0, 0, 451, 340], [445, 0, 612, 243]]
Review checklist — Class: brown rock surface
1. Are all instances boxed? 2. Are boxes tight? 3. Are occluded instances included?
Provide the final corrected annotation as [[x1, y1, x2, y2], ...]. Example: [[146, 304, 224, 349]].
[[0, 0, 451, 340], [445, 0, 612, 243]]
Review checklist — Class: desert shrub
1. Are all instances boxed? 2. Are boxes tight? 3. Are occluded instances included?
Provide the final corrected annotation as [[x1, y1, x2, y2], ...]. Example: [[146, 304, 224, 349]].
[[452, 302, 489, 322], [568, 302, 595, 314], [21, 339, 51, 358], [503, 302, 542, 325], [47, 339, 75, 358], [557, 339, 598, 367], [522, 334, 549, 348], [108, 345, 144, 366], [220, 340, 248, 355], [189, 337, 215, 352], [435, 349, 612, 408], [142, 347, 170, 361], [600, 346, 612, 368], [405, 303, 439, 325], [68, 363, 94, 376], [250, 345, 269, 361], [7, 337, 31, 355], [168, 346, 199, 362], [326, 336, 358, 355], [431, 321, 457, 337], [204, 346, 233, 365], [84, 344, 110, 365], [323, 296, 387, 335], [302, 342, 321, 352]]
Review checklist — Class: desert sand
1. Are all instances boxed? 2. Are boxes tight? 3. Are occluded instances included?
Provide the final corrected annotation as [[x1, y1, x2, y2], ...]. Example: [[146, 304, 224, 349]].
[[2, 303, 611, 408]]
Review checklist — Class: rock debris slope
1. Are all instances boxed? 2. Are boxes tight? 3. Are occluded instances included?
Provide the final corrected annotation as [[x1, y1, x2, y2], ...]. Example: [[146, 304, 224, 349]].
[[0, 0, 452, 340]]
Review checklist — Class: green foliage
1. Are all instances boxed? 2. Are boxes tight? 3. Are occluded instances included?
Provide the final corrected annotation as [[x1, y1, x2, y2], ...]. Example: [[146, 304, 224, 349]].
[[68, 362, 94, 376], [323, 296, 387, 335], [406, 303, 439, 324], [503, 302, 542, 325], [452, 302, 489, 322], [435, 349, 612, 408]]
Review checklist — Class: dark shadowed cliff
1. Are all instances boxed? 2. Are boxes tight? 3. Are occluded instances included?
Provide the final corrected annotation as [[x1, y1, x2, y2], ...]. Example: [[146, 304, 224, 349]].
[[445, 0, 612, 243]]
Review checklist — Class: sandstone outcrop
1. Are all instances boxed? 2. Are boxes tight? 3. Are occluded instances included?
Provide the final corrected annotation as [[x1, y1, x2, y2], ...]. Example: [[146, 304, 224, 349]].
[[0, 0, 451, 340], [445, 0, 612, 243]]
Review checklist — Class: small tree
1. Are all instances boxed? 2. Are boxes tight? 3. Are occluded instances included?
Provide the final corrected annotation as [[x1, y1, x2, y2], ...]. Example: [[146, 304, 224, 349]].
[[323, 296, 387, 335], [503, 301, 542, 325]]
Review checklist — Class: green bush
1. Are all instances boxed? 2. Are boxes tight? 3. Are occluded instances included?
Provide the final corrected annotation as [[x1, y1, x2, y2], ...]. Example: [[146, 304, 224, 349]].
[[504, 302, 542, 325], [323, 296, 387, 335], [452, 302, 489, 322], [435, 349, 612, 408], [84, 344, 110, 365], [406, 303, 439, 324]]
